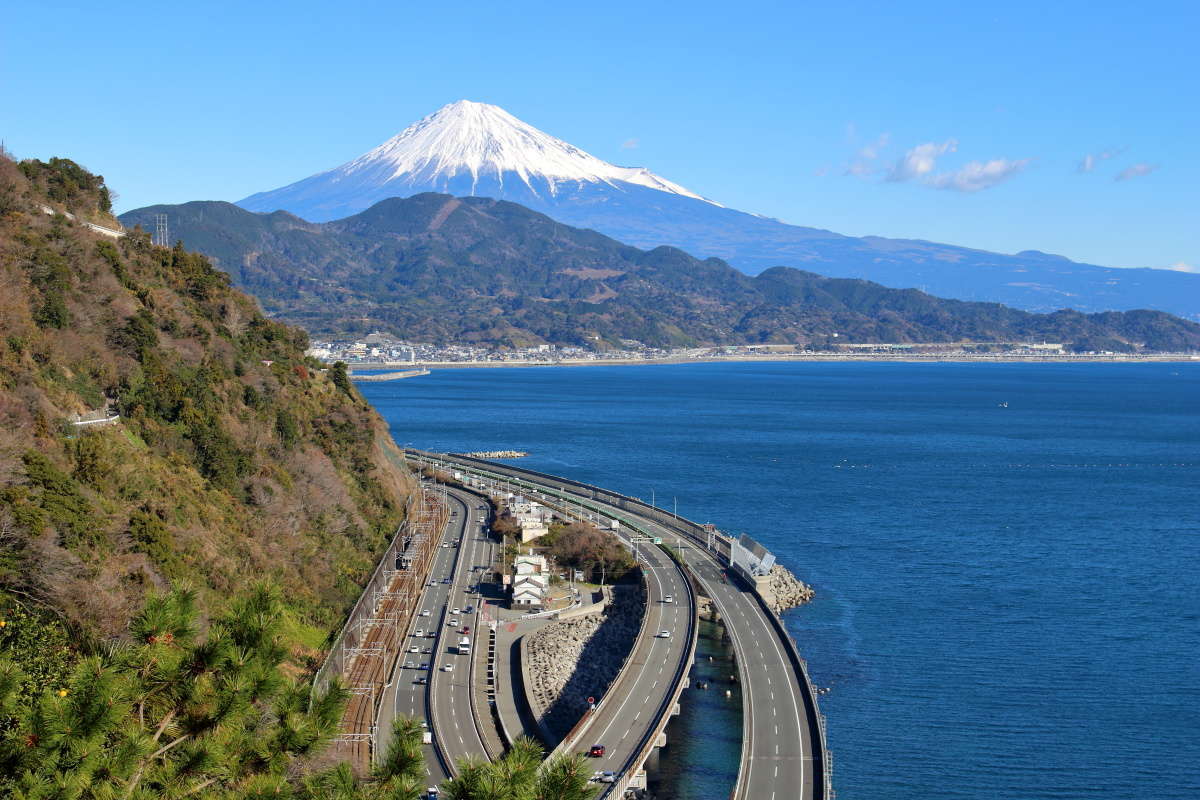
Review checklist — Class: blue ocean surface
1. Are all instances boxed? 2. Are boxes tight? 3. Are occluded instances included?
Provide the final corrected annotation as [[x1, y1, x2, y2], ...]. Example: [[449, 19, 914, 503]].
[[359, 362, 1200, 799]]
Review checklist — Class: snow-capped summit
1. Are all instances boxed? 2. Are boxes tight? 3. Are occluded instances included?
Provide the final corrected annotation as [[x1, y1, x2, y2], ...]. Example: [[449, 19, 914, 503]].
[[238, 100, 718, 221]]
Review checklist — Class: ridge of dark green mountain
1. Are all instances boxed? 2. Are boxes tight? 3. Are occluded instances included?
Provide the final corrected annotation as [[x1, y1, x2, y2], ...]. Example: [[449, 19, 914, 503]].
[[121, 195, 1200, 353]]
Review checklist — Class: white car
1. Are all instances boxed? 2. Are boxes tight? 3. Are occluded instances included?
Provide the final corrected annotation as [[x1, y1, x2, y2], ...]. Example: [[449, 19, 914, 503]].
[[409, 645, 419, 653], [447, 618, 459, 627], [441, 543, 450, 548], [451, 607, 460, 615], [421, 609, 431, 617], [442, 663, 454, 672], [663, 595, 674, 604], [657, 630, 671, 639], [415, 629, 424, 637]]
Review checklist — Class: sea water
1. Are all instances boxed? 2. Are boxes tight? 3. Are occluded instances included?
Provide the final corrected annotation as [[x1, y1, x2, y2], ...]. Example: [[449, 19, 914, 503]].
[[359, 362, 1200, 799]]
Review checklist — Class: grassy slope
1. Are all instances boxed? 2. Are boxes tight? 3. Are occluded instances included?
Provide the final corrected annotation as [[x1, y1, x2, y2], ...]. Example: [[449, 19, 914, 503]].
[[0, 155, 415, 682]]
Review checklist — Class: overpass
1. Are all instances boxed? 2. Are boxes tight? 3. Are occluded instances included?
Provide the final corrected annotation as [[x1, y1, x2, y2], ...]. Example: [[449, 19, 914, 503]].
[[408, 449, 832, 800]]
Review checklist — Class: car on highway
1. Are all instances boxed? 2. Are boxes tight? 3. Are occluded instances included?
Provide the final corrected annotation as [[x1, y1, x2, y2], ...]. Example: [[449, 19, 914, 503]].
[[442, 663, 454, 672], [422, 646, 432, 654], [405, 661, 415, 669], [451, 607, 460, 615], [657, 630, 671, 638], [588, 744, 606, 757], [599, 772, 616, 784], [447, 618, 459, 627], [441, 543, 450, 548], [463, 605, 474, 614], [428, 580, 437, 587], [419, 662, 430, 670], [663, 595, 674, 603], [414, 676, 427, 685], [421, 609, 431, 616], [461, 625, 471, 634], [442, 578, 451, 584], [409, 645, 419, 653], [415, 629, 424, 637]]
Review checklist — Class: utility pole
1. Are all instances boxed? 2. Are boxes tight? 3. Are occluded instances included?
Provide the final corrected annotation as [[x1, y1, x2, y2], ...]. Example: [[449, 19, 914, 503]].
[[154, 213, 169, 247]]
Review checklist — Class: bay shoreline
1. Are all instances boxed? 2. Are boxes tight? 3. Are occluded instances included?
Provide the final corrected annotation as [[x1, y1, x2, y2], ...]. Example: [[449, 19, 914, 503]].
[[352, 352, 1200, 371]]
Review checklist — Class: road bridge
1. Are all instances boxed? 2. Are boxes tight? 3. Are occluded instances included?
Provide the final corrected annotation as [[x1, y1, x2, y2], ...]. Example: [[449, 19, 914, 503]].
[[408, 449, 831, 800]]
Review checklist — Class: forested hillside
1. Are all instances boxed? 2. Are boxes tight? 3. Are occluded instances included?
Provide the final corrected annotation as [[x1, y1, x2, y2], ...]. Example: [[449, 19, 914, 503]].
[[123, 195, 1200, 353], [0, 154, 415, 677]]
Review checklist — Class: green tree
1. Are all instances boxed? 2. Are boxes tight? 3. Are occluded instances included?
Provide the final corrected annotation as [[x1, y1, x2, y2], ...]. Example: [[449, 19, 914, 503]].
[[330, 362, 355, 400], [0, 585, 350, 798], [440, 736, 596, 800]]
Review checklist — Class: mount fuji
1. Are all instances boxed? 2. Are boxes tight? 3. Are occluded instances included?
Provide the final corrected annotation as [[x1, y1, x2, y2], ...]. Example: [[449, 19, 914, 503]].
[[236, 100, 1198, 319]]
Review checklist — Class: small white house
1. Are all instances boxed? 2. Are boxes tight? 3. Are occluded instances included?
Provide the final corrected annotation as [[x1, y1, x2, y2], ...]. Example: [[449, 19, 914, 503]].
[[512, 554, 549, 608]]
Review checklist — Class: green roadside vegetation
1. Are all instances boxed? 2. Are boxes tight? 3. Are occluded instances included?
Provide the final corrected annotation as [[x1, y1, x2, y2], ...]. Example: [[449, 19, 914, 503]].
[[0, 155, 416, 678]]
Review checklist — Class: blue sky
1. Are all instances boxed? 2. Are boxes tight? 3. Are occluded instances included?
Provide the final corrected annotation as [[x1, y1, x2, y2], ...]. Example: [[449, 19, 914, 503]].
[[3, 0, 1197, 271]]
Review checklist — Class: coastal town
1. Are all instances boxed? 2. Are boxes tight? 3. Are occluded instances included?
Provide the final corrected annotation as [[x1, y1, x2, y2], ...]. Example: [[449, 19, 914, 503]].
[[307, 332, 1197, 367]]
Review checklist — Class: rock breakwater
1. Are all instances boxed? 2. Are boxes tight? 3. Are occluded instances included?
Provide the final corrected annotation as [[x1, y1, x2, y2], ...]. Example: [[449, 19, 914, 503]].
[[525, 582, 646, 739], [767, 564, 815, 613]]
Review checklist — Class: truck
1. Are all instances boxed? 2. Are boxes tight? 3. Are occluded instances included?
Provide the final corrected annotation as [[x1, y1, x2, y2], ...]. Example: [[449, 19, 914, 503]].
[[458, 635, 471, 654]]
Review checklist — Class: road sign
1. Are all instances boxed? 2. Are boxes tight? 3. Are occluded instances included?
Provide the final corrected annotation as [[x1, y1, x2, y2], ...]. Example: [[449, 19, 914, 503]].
[[652, 537, 662, 544]]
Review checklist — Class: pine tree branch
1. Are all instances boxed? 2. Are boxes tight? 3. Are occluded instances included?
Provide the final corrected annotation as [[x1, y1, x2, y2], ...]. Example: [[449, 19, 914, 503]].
[[182, 776, 220, 796]]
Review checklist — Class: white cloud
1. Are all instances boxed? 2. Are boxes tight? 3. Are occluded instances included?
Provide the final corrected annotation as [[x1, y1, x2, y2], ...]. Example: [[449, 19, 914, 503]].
[[1115, 163, 1157, 181], [844, 132, 890, 178], [621, 138, 639, 150], [930, 158, 1032, 192], [1168, 261, 1198, 273], [858, 133, 890, 160], [887, 139, 958, 183], [814, 165, 831, 177], [1078, 148, 1120, 173]]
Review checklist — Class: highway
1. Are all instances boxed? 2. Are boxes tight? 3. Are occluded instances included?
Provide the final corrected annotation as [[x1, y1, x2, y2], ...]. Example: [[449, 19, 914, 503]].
[[389, 486, 497, 783], [407, 450, 828, 800], [555, 514, 695, 793]]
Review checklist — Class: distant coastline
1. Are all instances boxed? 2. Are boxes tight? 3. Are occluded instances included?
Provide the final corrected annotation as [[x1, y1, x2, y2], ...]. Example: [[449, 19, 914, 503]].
[[348, 352, 1200, 370]]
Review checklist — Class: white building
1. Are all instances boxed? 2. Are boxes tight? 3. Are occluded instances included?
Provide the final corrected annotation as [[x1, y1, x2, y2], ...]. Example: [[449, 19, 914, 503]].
[[512, 498, 552, 543], [512, 553, 549, 608]]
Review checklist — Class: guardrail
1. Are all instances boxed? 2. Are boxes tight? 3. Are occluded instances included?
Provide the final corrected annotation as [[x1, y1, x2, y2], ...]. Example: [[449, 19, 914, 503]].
[[411, 450, 831, 800], [425, 451, 733, 561], [412, 452, 701, 796], [607, 550, 699, 799], [745, 590, 832, 800]]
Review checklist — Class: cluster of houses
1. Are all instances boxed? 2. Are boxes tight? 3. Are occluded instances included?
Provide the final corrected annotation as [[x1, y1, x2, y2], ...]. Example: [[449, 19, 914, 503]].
[[507, 497, 556, 608]]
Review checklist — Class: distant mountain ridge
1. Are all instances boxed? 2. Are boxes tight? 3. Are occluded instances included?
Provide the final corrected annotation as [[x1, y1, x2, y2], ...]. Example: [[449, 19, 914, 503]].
[[122, 194, 1200, 353], [235, 100, 1199, 321]]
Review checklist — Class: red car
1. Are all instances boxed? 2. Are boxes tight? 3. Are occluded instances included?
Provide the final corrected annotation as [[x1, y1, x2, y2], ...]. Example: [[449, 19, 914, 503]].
[[588, 744, 606, 757], [462, 625, 471, 634]]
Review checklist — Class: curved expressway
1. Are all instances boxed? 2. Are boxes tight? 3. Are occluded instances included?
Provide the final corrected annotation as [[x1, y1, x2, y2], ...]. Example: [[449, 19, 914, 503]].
[[544, 506, 697, 797], [407, 450, 830, 800], [389, 486, 497, 783]]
